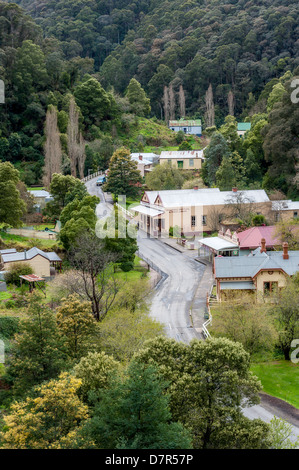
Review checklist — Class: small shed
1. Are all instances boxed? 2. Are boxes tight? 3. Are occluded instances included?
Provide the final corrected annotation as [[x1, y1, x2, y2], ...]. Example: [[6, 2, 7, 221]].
[[198, 237, 239, 262]]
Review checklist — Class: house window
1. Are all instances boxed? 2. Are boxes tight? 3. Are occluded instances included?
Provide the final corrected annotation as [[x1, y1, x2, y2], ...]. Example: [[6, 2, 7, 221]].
[[202, 215, 207, 225], [294, 211, 298, 218], [191, 216, 196, 227], [189, 159, 194, 167], [263, 281, 278, 294], [177, 161, 184, 169], [274, 212, 280, 222], [183, 128, 187, 133], [168, 159, 172, 164]]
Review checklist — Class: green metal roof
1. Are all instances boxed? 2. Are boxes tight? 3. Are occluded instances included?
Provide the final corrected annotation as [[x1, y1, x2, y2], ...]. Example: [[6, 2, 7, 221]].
[[169, 119, 202, 127], [237, 122, 251, 131]]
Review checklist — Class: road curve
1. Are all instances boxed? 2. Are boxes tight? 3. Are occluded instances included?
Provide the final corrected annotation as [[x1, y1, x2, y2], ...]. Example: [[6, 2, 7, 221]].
[[85, 176, 299, 439], [137, 232, 205, 343]]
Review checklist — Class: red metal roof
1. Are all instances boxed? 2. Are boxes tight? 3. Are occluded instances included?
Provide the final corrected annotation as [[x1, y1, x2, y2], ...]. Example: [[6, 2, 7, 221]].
[[19, 274, 45, 282], [236, 226, 280, 249]]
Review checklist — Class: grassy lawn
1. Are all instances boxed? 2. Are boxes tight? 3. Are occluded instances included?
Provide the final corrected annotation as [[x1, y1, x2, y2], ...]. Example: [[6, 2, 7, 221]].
[[31, 224, 55, 231], [113, 256, 148, 282], [0, 292, 12, 301], [0, 231, 60, 249], [251, 360, 299, 409]]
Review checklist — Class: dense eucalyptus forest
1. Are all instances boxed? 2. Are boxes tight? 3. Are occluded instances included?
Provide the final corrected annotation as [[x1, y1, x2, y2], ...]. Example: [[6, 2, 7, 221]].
[[0, 0, 298, 195]]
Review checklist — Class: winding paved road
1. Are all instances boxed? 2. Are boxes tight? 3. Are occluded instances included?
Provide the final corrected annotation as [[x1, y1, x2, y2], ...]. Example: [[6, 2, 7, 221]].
[[85, 176, 299, 440], [137, 232, 206, 342]]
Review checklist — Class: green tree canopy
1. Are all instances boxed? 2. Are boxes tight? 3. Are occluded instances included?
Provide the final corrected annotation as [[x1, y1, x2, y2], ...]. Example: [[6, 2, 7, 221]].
[[105, 147, 142, 198], [125, 78, 151, 117]]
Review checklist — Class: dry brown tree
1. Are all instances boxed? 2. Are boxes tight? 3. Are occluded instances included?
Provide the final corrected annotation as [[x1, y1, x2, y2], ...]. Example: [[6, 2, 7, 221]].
[[227, 90, 235, 116], [68, 96, 86, 179], [205, 83, 215, 128], [169, 83, 176, 120], [163, 85, 170, 123], [43, 106, 62, 187], [179, 84, 186, 118]]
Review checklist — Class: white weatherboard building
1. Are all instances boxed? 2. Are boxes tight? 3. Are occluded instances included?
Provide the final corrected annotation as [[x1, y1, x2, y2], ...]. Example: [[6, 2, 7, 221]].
[[169, 119, 202, 136]]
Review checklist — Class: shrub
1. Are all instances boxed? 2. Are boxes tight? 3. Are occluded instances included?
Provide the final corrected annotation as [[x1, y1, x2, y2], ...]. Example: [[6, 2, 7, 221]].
[[0, 317, 19, 339], [4, 263, 33, 286]]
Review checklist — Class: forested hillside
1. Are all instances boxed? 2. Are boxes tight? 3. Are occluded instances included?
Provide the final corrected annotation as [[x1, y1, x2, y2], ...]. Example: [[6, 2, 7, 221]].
[[0, 1, 298, 196], [9, 0, 299, 119]]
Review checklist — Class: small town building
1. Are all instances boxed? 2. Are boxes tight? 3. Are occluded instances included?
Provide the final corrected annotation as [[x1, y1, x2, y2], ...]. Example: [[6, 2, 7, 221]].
[[237, 122, 251, 136], [198, 237, 239, 262], [29, 190, 53, 211], [131, 153, 158, 177], [272, 200, 299, 222], [133, 188, 270, 238], [214, 240, 299, 301], [169, 119, 202, 136], [160, 150, 204, 170], [0, 247, 62, 278]]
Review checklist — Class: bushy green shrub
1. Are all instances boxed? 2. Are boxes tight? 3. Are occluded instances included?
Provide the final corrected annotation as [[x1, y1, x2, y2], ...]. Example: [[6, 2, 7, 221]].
[[0, 317, 19, 339], [4, 263, 33, 286]]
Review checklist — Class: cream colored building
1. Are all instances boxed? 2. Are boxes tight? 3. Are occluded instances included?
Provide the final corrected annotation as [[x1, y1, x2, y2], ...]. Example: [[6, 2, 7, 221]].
[[131, 153, 158, 177], [214, 240, 298, 301], [160, 150, 204, 170], [133, 188, 271, 237], [0, 248, 61, 278], [272, 200, 299, 222]]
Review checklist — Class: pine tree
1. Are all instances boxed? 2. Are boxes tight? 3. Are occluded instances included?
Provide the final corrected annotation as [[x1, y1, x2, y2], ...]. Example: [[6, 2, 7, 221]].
[[105, 147, 142, 198]]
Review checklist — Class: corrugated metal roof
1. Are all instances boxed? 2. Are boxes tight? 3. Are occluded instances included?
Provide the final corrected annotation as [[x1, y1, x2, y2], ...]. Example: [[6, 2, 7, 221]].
[[133, 205, 164, 217], [220, 281, 256, 290], [160, 150, 204, 159], [2, 247, 61, 263], [169, 119, 202, 126], [237, 123, 251, 131], [199, 237, 239, 251], [29, 190, 51, 198], [215, 251, 299, 278], [237, 226, 280, 249], [272, 200, 299, 211], [149, 189, 269, 209], [0, 249, 17, 255]]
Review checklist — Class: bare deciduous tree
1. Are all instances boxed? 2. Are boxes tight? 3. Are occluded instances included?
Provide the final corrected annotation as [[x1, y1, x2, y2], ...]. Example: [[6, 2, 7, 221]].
[[207, 205, 224, 232], [205, 84, 215, 128], [179, 84, 185, 118], [169, 83, 175, 120], [68, 232, 120, 321], [163, 85, 170, 123], [43, 106, 62, 187], [228, 90, 235, 116], [68, 96, 86, 179]]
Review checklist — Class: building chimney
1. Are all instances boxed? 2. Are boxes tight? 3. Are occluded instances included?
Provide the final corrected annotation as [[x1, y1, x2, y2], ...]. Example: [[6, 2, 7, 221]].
[[260, 238, 266, 253], [139, 155, 143, 161], [194, 186, 198, 190], [283, 242, 289, 260], [232, 187, 238, 193], [24, 249, 27, 260]]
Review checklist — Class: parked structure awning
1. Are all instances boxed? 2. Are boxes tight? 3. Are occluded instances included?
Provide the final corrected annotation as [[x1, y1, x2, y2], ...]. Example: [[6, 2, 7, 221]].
[[220, 281, 256, 290], [133, 205, 164, 217], [199, 237, 239, 252]]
